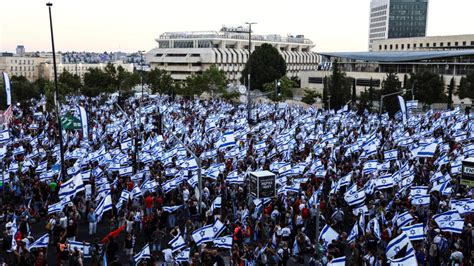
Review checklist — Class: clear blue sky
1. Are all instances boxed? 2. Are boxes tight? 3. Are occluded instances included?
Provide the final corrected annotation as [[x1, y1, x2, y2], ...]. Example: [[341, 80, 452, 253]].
[[0, 0, 472, 53]]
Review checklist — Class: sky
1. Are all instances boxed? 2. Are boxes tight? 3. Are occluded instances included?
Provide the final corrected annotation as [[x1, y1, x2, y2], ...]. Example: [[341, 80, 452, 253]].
[[0, 0, 473, 54]]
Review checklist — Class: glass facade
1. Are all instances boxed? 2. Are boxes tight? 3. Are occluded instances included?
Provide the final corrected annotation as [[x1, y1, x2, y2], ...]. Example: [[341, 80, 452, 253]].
[[388, 0, 428, 39]]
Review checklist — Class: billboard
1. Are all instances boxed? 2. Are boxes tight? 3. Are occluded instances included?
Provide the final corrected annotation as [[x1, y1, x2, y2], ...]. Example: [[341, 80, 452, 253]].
[[249, 171, 276, 199], [461, 158, 474, 187]]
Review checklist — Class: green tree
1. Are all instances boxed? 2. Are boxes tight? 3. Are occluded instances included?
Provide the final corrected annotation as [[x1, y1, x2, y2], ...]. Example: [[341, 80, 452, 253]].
[[322, 76, 329, 109], [382, 72, 401, 117], [241, 43, 286, 91], [328, 60, 351, 110], [410, 71, 446, 105], [351, 78, 356, 103], [266, 76, 295, 102], [10, 75, 40, 103], [147, 68, 175, 95], [301, 89, 321, 105], [447, 77, 455, 110], [83, 68, 109, 97], [58, 70, 82, 94], [457, 72, 474, 100], [45, 81, 55, 111], [185, 65, 227, 97]]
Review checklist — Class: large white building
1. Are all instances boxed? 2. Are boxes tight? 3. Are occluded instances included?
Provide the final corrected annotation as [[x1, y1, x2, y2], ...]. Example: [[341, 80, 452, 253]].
[[369, 0, 429, 51], [145, 26, 318, 82]]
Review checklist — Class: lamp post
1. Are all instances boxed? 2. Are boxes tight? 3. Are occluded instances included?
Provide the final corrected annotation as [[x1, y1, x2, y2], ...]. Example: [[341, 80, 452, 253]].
[[245, 22, 256, 124], [46, 2, 66, 179]]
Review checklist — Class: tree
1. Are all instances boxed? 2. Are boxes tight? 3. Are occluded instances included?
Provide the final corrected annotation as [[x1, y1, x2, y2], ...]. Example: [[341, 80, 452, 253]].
[[322, 76, 329, 109], [58, 70, 82, 94], [10, 75, 40, 103], [301, 90, 321, 105], [447, 77, 455, 110], [328, 60, 351, 110], [266, 76, 295, 102], [83, 68, 109, 97], [351, 78, 356, 103], [241, 43, 286, 91], [410, 71, 446, 105], [368, 78, 374, 109], [382, 72, 401, 117], [45, 81, 55, 111], [185, 65, 227, 97], [457, 72, 474, 100]]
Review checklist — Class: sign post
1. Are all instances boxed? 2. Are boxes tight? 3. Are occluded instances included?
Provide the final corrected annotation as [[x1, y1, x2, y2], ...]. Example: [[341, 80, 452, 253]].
[[249, 170, 276, 199], [461, 158, 474, 187]]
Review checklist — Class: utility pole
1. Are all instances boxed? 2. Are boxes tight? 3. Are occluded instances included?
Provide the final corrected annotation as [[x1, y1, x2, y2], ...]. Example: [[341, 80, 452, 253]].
[[245, 22, 256, 124], [46, 2, 66, 180]]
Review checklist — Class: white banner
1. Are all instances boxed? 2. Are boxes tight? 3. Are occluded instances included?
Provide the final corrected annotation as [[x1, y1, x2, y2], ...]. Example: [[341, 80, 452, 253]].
[[397, 96, 407, 125], [2, 72, 11, 106], [78, 106, 88, 138]]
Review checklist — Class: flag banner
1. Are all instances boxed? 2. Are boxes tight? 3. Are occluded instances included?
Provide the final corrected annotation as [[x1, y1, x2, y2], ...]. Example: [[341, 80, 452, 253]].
[[2, 72, 11, 106], [212, 235, 232, 249], [397, 96, 407, 125], [319, 224, 339, 247], [386, 232, 412, 259], [78, 106, 88, 138], [28, 234, 49, 251], [133, 244, 151, 264], [329, 256, 346, 266], [58, 174, 84, 198], [401, 223, 425, 241], [169, 234, 186, 253]]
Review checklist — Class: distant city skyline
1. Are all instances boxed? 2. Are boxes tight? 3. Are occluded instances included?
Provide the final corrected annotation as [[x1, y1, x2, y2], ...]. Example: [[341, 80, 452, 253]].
[[1, 0, 473, 54]]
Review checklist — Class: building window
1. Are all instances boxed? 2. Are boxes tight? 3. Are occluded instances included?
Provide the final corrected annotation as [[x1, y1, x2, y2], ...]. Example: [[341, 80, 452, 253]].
[[448, 42, 451, 46], [395, 44, 399, 49], [455, 42, 459, 46], [10, 66, 13, 71], [413, 44, 417, 48], [390, 44, 393, 50], [173, 41, 194, 48], [463, 41, 467, 46], [401, 44, 404, 49], [407, 44, 410, 49], [426, 43, 429, 47], [420, 43, 423, 48], [384, 45, 387, 50], [440, 42, 444, 47], [379, 45, 382, 50], [433, 43, 436, 47], [471, 41, 474, 46], [198, 40, 212, 48], [158, 41, 170, 48]]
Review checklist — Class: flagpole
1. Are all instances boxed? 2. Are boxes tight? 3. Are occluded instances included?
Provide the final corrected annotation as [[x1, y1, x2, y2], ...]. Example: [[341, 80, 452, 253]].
[[46, 2, 66, 180], [245, 22, 256, 125]]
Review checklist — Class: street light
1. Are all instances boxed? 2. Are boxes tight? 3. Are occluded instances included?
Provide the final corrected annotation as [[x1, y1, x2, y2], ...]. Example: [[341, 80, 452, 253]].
[[46, 2, 66, 179], [245, 22, 256, 124]]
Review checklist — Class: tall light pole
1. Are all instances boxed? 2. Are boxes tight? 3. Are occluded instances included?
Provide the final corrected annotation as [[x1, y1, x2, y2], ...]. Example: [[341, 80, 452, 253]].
[[46, 2, 66, 179], [245, 22, 256, 124]]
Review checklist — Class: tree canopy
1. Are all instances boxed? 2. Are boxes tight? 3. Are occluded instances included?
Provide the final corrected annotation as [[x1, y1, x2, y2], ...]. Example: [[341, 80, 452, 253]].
[[241, 43, 286, 91], [328, 60, 352, 110]]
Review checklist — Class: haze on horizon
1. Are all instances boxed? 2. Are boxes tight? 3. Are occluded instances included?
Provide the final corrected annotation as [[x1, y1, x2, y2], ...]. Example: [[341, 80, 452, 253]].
[[0, 0, 473, 54]]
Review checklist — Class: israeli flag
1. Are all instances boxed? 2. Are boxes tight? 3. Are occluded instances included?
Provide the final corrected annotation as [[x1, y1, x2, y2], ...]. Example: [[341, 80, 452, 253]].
[[78, 106, 88, 138], [163, 205, 182, 213], [68, 241, 91, 258], [410, 186, 428, 197], [450, 199, 474, 215], [28, 234, 49, 251], [347, 221, 359, 243], [119, 166, 133, 177], [226, 171, 244, 184], [433, 210, 461, 227], [58, 173, 84, 198], [0, 129, 10, 144], [210, 196, 221, 212], [436, 219, 465, 234], [375, 175, 395, 190], [396, 211, 414, 228], [2, 72, 11, 105], [213, 235, 233, 249], [416, 143, 437, 157], [388, 251, 417, 266], [216, 131, 236, 150], [174, 247, 191, 263], [94, 193, 112, 222], [116, 190, 130, 211], [344, 189, 366, 206], [329, 256, 345, 266], [133, 244, 151, 264], [384, 149, 398, 161], [192, 224, 215, 246], [169, 234, 186, 253], [385, 232, 412, 259], [278, 163, 292, 176], [35, 161, 48, 174], [401, 223, 425, 241], [319, 224, 339, 247], [363, 160, 378, 174], [431, 181, 452, 196], [411, 195, 430, 206], [255, 141, 267, 153]]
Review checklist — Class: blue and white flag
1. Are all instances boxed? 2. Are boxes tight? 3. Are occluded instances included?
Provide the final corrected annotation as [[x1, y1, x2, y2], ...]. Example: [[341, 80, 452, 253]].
[[433, 210, 463, 234], [363, 160, 378, 174], [450, 199, 474, 215], [2, 72, 11, 106], [416, 143, 437, 157], [397, 96, 407, 125], [174, 247, 190, 263], [133, 244, 151, 263], [78, 106, 88, 139], [163, 205, 182, 213], [410, 186, 428, 197], [68, 241, 91, 258], [388, 252, 417, 266], [319, 224, 339, 247], [213, 235, 232, 249], [210, 196, 221, 212], [411, 195, 430, 206], [396, 211, 414, 228], [0, 129, 10, 144], [347, 221, 359, 243], [384, 149, 398, 161], [375, 175, 395, 190], [119, 166, 133, 177], [94, 193, 112, 222], [169, 234, 186, 253], [344, 189, 366, 206], [58, 173, 84, 199], [28, 234, 49, 251], [386, 232, 412, 259], [329, 256, 345, 266], [192, 220, 225, 246], [401, 223, 425, 241], [216, 131, 236, 150]]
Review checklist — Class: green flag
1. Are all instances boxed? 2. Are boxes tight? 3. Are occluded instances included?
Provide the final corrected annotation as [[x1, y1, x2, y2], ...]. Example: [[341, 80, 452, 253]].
[[60, 114, 82, 130]]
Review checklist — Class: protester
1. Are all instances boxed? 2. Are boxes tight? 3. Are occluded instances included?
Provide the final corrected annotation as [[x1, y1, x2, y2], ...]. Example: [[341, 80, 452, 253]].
[[0, 93, 473, 265]]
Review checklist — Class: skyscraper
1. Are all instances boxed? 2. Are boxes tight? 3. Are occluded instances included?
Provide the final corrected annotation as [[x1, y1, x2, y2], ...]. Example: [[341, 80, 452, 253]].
[[368, 0, 428, 51]]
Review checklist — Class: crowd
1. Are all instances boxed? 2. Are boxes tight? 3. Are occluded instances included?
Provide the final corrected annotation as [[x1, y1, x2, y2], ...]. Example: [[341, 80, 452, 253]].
[[0, 93, 473, 266]]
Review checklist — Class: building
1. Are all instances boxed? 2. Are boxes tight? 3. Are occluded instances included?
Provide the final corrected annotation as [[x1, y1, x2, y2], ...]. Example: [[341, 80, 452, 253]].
[[16, 45, 25, 56], [0, 56, 49, 81], [146, 26, 318, 82], [372, 34, 474, 51], [369, 0, 428, 51], [39, 61, 134, 81], [300, 50, 474, 103]]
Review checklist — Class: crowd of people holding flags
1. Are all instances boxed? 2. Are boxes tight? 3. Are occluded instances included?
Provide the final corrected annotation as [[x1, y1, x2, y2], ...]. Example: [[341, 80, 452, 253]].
[[0, 92, 473, 265]]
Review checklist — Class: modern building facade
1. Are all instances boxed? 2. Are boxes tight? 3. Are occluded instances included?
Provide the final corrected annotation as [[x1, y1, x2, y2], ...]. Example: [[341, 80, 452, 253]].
[[146, 26, 318, 82], [301, 50, 474, 103], [369, 0, 429, 51], [372, 34, 474, 51]]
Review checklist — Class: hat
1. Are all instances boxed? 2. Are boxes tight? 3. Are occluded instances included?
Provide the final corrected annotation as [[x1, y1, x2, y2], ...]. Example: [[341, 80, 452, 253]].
[[434, 228, 441, 233]]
